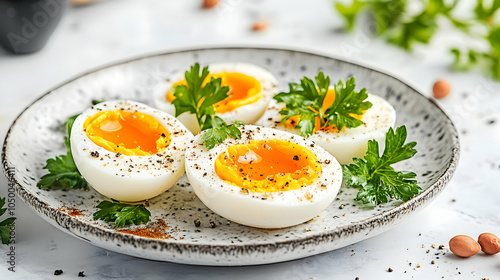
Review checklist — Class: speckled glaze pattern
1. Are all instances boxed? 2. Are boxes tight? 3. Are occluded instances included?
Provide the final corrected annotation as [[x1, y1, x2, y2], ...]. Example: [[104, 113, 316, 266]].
[[1, 47, 460, 266]]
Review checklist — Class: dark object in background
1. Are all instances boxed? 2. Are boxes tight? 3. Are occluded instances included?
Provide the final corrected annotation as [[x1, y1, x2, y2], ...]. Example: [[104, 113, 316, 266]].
[[0, 0, 67, 54]]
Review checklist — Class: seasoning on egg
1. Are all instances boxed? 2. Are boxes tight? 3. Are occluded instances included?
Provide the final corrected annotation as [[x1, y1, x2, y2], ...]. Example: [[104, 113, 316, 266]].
[[185, 125, 343, 229], [71, 100, 193, 202], [214, 139, 322, 193]]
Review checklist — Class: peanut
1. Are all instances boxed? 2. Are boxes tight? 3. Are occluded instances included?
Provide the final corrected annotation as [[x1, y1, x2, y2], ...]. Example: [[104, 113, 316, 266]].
[[432, 80, 451, 99], [202, 0, 219, 9], [449, 235, 480, 257], [252, 20, 269, 31], [478, 233, 500, 255]]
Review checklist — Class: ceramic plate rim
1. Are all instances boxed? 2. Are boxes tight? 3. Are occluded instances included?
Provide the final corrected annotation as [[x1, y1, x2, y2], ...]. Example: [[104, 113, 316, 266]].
[[1, 46, 460, 255]]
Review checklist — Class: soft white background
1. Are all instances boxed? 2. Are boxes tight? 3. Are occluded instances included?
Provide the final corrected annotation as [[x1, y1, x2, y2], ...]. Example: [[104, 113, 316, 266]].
[[1, 0, 500, 279]]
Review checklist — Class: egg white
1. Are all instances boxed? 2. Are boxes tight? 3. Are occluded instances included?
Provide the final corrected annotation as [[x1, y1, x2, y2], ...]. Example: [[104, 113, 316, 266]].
[[257, 94, 396, 165], [154, 63, 277, 134], [71, 100, 193, 202], [184, 125, 343, 229]]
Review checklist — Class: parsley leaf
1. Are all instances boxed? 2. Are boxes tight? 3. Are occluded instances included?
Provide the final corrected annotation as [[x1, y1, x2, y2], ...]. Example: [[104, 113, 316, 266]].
[[37, 153, 87, 189], [335, 0, 365, 31], [62, 114, 79, 150], [0, 197, 15, 245], [37, 113, 87, 189], [171, 63, 243, 148], [343, 125, 420, 205], [202, 119, 244, 149], [274, 71, 372, 138], [335, 0, 500, 80], [93, 201, 151, 228]]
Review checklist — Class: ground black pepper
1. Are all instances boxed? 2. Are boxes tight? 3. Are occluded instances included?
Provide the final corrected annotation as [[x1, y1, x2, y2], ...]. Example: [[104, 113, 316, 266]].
[[54, 269, 63, 275], [194, 219, 201, 227], [78, 271, 85, 277], [387, 268, 393, 272]]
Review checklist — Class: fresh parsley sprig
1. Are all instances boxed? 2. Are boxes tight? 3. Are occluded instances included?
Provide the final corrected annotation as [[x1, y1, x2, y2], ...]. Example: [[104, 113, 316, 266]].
[[93, 201, 151, 228], [37, 114, 87, 189], [343, 125, 420, 205], [172, 63, 243, 149], [273, 71, 372, 138], [0, 198, 15, 245], [335, 0, 500, 80]]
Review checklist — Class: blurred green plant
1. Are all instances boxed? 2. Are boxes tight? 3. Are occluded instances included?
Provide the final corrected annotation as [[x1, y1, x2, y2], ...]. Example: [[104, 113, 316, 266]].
[[335, 0, 500, 80]]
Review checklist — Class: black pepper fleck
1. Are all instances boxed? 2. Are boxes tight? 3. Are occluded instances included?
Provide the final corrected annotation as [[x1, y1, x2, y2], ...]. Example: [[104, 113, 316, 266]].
[[78, 271, 85, 277], [293, 155, 299, 161], [90, 151, 99, 158], [210, 221, 216, 228], [387, 268, 393, 272], [54, 269, 63, 276], [194, 219, 201, 227]]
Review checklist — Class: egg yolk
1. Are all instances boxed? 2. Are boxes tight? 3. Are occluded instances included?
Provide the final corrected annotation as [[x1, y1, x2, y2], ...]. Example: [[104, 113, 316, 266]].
[[214, 139, 322, 193], [166, 72, 262, 113], [284, 89, 364, 133], [84, 110, 171, 156]]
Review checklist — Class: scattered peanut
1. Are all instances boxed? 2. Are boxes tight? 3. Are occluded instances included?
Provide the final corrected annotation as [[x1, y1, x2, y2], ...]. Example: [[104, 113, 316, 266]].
[[252, 20, 269, 31], [432, 80, 451, 99], [449, 235, 480, 257], [478, 233, 500, 255], [71, 0, 102, 5], [202, 0, 219, 9]]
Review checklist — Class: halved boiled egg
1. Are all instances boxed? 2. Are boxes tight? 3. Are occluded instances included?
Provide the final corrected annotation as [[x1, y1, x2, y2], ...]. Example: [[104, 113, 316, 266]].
[[70, 100, 193, 202], [154, 63, 277, 134], [258, 93, 396, 164], [185, 125, 342, 228]]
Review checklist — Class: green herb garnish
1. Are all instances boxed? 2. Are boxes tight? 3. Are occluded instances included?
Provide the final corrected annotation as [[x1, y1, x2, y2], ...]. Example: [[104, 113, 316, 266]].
[[273, 71, 372, 138], [37, 114, 87, 189], [171, 63, 243, 149], [93, 201, 151, 228], [0, 198, 15, 245], [342, 125, 420, 205], [335, 0, 500, 80]]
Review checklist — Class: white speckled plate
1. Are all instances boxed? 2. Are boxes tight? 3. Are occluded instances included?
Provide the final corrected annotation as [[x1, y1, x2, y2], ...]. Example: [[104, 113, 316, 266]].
[[2, 47, 459, 266]]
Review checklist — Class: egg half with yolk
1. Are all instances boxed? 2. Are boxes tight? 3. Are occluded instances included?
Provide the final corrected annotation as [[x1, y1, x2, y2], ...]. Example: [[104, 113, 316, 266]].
[[185, 125, 342, 229], [154, 63, 277, 134], [71, 100, 193, 202], [258, 92, 396, 165]]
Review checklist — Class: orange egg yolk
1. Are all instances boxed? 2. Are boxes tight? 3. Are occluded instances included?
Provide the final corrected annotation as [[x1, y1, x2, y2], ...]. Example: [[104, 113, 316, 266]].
[[166, 72, 262, 113], [214, 139, 322, 193], [84, 110, 171, 156], [284, 89, 364, 133]]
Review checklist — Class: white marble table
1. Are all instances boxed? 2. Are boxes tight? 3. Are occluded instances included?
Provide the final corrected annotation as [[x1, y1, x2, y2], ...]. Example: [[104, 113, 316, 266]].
[[1, 0, 499, 279]]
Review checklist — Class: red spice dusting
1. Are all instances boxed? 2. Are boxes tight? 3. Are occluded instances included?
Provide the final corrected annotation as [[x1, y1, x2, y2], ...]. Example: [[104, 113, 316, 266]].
[[58, 206, 85, 217], [117, 219, 172, 239]]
